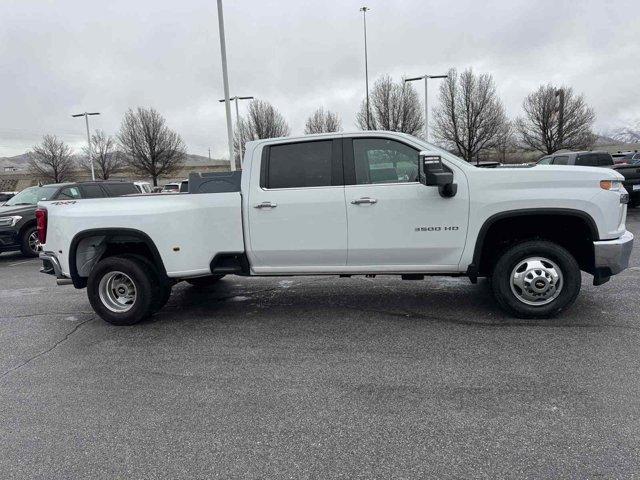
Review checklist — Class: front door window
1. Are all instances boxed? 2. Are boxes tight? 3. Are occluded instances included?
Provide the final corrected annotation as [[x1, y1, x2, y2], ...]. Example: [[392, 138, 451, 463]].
[[353, 138, 419, 184]]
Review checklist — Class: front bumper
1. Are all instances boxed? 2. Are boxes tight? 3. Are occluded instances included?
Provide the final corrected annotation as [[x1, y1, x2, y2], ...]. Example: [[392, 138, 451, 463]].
[[0, 227, 20, 252], [593, 230, 634, 276]]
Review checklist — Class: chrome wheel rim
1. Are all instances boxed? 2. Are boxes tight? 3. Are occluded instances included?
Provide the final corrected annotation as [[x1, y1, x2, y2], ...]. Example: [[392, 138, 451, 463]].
[[28, 231, 41, 253], [510, 256, 563, 306], [98, 271, 137, 313]]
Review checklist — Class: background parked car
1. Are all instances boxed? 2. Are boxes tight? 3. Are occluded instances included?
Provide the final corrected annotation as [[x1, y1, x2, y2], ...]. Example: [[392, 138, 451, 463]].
[[161, 183, 180, 193], [536, 151, 639, 207], [0, 192, 17, 202], [133, 181, 152, 194], [0, 181, 139, 257], [161, 180, 188, 193], [536, 151, 613, 166], [611, 151, 640, 164]]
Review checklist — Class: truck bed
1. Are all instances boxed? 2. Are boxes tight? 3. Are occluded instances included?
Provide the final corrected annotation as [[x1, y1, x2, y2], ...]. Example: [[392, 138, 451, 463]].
[[41, 191, 244, 278]]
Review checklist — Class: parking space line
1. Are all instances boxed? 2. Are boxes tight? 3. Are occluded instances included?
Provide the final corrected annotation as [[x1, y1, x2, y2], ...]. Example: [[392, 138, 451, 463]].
[[8, 259, 39, 267]]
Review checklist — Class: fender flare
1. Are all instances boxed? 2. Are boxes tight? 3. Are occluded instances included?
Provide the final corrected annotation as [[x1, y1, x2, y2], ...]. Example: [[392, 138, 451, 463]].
[[467, 208, 599, 280], [68, 228, 167, 289], [17, 219, 37, 239]]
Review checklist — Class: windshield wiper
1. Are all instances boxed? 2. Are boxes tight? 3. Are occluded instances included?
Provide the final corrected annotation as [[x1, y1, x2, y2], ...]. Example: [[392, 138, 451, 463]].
[[7, 203, 35, 206]]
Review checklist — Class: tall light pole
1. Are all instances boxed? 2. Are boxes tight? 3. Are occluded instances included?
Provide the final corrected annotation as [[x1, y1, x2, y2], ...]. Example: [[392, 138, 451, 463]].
[[219, 96, 254, 164], [404, 74, 447, 141], [216, 0, 235, 171], [360, 6, 370, 129], [71, 111, 100, 180], [218, 96, 254, 127]]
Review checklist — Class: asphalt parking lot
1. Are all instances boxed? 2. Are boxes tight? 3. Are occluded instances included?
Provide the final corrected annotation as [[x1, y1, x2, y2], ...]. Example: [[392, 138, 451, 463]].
[[1, 210, 639, 479]]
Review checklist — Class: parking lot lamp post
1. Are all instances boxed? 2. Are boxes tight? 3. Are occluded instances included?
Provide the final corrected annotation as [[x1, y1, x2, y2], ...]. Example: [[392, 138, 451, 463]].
[[218, 96, 254, 129], [360, 6, 370, 129], [404, 74, 447, 142], [216, 0, 235, 171], [71, 111, 100, 180], [219, 96, 254, 164]]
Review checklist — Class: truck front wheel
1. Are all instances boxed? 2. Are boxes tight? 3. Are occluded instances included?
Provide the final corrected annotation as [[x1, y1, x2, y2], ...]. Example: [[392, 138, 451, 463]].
[[87, 256, 155, 326], [491, 240, 581, 318]]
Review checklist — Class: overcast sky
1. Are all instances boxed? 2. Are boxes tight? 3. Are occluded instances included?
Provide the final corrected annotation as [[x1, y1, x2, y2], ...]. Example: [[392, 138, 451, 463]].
[[1, 0, 638, 158]]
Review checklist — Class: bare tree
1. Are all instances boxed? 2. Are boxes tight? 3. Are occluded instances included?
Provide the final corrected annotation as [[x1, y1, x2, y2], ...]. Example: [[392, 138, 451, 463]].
[[304, 108, 342, 134], [117, 107, 186, 186], [355, 75, 423, 135], [432, 68, 508, 162], [79, 129, 125, 180], [494, 121, 516, 163], [613, 121, 640, 143], [233, 99, 290, 167], [29, 135, 75, 183], [515, 84, 596, 155]]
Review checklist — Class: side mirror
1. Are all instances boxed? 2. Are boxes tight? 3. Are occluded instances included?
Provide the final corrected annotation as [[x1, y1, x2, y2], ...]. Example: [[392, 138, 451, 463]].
[[419, 152, 457, 197]]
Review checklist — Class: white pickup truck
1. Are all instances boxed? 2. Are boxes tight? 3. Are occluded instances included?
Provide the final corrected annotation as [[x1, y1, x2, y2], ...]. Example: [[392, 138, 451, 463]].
[[38, 131, 633, 325]]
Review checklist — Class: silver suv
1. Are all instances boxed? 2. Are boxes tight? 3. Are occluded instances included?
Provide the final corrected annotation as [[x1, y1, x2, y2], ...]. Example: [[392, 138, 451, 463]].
[[537, 151, 614, 167]]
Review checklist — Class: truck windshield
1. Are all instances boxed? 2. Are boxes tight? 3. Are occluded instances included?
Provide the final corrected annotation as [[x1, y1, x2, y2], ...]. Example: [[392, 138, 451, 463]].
[[4, 186, 58, 206]]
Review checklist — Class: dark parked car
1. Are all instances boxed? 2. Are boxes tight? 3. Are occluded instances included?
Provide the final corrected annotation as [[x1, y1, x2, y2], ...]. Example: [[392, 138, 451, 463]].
[[614, 163, 640, 207], [611, 151, 640, 164], [0, 192, 17, 202], [0, 181, 138, 257], [536, 151, 639, 207]]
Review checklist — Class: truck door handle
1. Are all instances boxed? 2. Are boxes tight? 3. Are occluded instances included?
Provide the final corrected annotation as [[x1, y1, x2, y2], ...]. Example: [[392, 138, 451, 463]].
[[254, 201, 277, 208], [351, 197, 378, 205]]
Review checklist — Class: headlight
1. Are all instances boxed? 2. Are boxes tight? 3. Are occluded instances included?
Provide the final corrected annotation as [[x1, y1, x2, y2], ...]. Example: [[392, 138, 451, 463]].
[[0, 216, 22, 227], [600, 180, 623, 191]]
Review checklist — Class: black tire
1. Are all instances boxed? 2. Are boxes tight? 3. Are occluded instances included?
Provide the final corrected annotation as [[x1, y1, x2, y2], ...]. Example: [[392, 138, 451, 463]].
[[120, 254, 172, 313], [491, 240, 581, 318], [20, 225, 40, 257], [186, 274, 225, 287], [87, 256, 155, 326], [153, 282, 172, 313]]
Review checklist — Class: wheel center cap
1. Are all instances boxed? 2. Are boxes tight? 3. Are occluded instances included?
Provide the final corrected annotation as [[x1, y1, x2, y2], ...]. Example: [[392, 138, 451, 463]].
[[532, 277, 549, 292]]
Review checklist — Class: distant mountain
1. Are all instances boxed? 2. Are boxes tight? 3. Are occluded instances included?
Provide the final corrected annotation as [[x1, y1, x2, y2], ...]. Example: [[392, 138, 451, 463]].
[[594, 134, 620, 146], [0, 152, 33, 169], [184, 153, 228, 166]]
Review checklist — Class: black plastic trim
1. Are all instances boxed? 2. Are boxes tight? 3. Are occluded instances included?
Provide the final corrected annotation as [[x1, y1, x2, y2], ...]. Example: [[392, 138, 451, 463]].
[[330, 138, 343, 186], [471, 208, 600, 275], [68, 228, 167, 289], [342, 137, 356, 185], [209, 252, 250, 275], [259, 146, 268, 189]]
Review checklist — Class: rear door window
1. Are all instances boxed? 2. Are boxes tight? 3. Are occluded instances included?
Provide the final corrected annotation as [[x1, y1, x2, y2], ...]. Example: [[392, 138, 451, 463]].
[[57, 187, 81, 199], [80, 185, 106, 198], [266, 140, 334, 189], [576, 154, 612, 166], [102, 183, 138, 197]]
